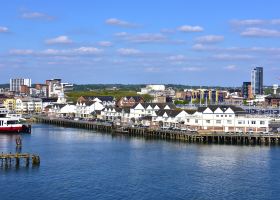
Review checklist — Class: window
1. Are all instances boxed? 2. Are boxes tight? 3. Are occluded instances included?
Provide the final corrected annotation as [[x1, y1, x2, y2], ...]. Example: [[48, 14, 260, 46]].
[[238, 120, 244, 125], [225, 115, 227, 117], [216, 115, 219, 117], [195, 119, 198, 123], [227, 120, 232, 124], [260, 121, 265, 125], [229, 115, 232, 117], [187, 119, 190, 122], [216, 120, 221, 124], [251, 121, 256, 125], [221, 115, 223, 117], [206, 120, 211, 124]]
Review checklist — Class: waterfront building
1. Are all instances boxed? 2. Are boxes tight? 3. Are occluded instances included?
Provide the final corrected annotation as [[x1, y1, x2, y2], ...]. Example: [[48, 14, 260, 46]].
[[58, 104, 76, 117], [15, 97, 42, 114], [77, 96, 115, 107], [41, 98, 58, 110], [3, 98, 16, 112], [99, 103, 271, 133], [9, 78, 31, 92], [76, 101, 104, 118], [242, 82, 253, 99], [251, 67, 263, 95], [116, 96, 144, 108], [152, 105, 270, 133]]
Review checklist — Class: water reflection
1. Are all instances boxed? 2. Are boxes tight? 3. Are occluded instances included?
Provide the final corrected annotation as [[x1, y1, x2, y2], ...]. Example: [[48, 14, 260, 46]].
[[0, 124, 279, 200]]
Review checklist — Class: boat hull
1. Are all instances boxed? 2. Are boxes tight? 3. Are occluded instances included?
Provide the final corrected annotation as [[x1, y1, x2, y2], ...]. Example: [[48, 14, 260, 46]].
[[0, 126, 23, 133]]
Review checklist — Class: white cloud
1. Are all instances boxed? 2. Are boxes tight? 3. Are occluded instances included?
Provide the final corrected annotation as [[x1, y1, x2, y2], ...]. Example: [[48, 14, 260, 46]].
[[45, 35, 73, 45], [105, 18, 137, 27], [9, 47, 103, 56], [231, 19, 280, 26], [127, 33, 166, 43], [241, 27, 280, 37], [9, 49, 34, 55], [195, 35, 224, 43], [181, 67, 205, 72], [98, 41, 112, 47], [167, 55, 187, 61], [74, 47, 103, 54], [212, 54, 254, 60], [114, 32, 129, 37], [192, 43, 217, 51], [178, 25, 203, 32], [21, 12, 54, 20], [115, 32, 167, 43], [117, 48, 141, 55], [224, 65, 237, 71], [231, 19, 265, 26], [0, 26, 9, 33]]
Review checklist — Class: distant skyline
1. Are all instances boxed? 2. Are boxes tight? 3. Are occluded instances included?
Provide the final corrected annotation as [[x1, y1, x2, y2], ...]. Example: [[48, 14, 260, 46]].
[[1, 0, 280, 86]]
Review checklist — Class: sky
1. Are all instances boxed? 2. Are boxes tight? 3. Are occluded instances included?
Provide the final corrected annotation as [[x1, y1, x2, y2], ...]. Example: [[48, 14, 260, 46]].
[[0, 0, 280, 86]]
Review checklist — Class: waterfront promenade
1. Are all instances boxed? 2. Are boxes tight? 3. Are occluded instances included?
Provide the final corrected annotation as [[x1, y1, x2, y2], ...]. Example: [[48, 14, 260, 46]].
[[35, 116, 280, 145]]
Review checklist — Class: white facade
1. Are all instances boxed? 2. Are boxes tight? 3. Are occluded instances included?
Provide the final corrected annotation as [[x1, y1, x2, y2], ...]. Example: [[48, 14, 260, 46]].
[[99, 104, 271, 133], [76, 101, 104, 118], [10, 78, 31, 92], [15, 97, 42, 113]]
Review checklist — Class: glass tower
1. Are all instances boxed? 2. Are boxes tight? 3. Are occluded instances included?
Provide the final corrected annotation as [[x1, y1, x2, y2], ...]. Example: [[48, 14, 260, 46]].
[[251, 67, 263, 95]]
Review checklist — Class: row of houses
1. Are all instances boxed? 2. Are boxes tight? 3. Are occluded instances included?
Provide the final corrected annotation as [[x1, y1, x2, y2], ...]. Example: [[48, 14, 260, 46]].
[[48, 100, 271, 133], [0, 95, 145, 114]]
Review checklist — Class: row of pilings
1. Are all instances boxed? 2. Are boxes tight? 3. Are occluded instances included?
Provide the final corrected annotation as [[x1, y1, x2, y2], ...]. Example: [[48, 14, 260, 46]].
[[35, 116, 280, 145]]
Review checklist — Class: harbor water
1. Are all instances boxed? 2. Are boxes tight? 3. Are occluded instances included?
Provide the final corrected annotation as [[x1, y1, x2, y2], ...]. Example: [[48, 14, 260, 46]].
[[1, 123, 280, 200]]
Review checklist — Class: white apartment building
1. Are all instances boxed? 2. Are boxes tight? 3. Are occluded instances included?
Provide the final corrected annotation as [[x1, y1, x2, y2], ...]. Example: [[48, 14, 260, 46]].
[[15, 97, 42, 114], [10, 78, 31, 92]]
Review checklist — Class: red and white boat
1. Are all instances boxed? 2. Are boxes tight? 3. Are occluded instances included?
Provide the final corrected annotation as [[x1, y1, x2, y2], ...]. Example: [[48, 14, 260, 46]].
[[0, 104, 31, 133]]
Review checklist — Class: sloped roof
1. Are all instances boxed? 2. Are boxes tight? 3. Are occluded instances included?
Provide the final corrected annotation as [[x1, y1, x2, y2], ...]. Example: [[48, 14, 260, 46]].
[[197, 105, 246, 114], [41, 98, 58, 102], [125, 96, 143, 101], [132, 103, 176, 109], [155, 110, 182, 117]]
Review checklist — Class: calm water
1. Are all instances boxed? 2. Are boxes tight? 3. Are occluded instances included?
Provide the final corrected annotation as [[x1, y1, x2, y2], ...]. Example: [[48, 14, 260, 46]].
[[0, 124, 280, 200]]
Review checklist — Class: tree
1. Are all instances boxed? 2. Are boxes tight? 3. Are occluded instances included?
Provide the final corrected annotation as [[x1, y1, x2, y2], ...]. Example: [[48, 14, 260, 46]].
[[142, 94, 154, 102], [243, 100, 248, 105]]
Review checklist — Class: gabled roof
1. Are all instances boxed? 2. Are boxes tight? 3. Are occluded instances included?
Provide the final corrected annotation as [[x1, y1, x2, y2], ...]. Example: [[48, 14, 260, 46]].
[[132, 103, 176, 110], [124, 96, 143, 101], [197, 105, 246, 114], [155, 110, 182, 117], [183, 109, 196, 115]]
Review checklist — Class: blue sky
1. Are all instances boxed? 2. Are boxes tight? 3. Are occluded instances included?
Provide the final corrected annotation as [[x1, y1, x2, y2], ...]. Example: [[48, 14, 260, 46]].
[[1, 0, 280, 86]]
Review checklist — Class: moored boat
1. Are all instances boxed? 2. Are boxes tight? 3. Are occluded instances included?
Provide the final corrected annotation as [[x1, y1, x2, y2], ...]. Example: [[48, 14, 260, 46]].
[[0, 104, 31, 133]]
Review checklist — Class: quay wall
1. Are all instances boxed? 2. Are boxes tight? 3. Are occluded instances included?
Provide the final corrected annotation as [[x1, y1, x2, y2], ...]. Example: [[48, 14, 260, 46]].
[[35, 116, 280, 146]]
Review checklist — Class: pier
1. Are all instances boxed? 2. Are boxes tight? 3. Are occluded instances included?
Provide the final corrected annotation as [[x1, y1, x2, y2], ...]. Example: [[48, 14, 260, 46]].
[[0, 153, 40, 167], [35, 116, 280, 145]]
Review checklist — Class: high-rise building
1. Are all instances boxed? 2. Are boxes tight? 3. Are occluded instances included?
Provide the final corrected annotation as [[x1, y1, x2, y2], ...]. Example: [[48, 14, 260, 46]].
[[251, 67, 263, 95], [242, 82, 253, 99], [9, 78, 32, 92]]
